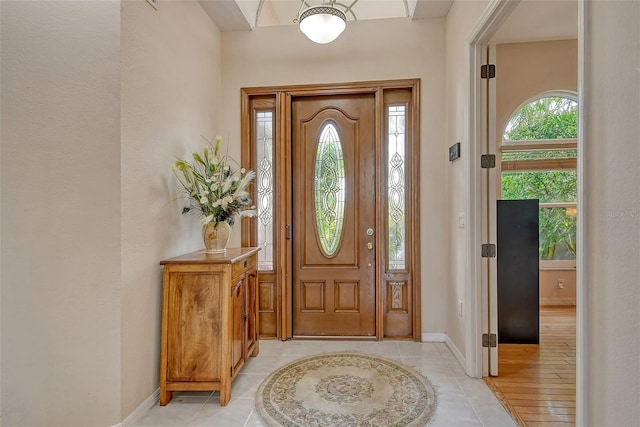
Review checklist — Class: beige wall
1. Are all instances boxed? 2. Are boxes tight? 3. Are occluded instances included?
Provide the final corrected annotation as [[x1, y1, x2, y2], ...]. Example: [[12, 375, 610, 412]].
[[1, 1, 122, 425], [585, 1, 640, 424], [120, 0, 222, 418], [221, 18, 448, 334], [0, 0, 222, 424], [539, 269, 575, 306], [495, 39, 578, 306], [496, 39, 578, 138], [444, 0, 490, 360]]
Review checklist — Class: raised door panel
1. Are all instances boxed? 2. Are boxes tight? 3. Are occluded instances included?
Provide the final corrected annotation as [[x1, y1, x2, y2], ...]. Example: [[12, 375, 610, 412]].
[[258, 277, 277, 337], [167, 272, 221, 382], [334, 281, 360, 312], [383, 279, 411, 337]]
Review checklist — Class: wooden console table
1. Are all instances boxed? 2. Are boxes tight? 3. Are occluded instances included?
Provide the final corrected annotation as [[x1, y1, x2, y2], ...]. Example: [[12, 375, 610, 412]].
[[159, 247, 260, 406]]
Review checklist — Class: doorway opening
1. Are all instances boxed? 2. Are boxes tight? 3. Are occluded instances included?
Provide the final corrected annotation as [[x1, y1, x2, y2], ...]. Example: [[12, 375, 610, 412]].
[[488, 93, 578, 425], [240, 80, 421, 341], [466, 1, 584, 425]]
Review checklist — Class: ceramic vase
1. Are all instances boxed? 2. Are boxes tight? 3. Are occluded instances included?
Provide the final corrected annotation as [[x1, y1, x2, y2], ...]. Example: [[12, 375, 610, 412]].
[[202, 221, 231, 253]]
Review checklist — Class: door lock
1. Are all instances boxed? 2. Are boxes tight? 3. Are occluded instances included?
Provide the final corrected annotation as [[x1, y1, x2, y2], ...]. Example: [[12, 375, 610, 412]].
[[366, 228, 374, 236], [367, 242, 373, 250]]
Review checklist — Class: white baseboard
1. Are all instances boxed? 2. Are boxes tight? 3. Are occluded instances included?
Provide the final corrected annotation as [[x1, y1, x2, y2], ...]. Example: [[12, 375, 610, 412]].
[[540, 298, 576, 306], [421, 332, 446, 342], [421, 333, 467, 371], [445, 334, 466, 369], [119, 388, 160, 427]]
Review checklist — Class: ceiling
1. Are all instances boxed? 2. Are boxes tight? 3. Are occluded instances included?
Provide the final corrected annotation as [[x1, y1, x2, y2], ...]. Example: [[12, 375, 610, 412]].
[[199, 0, 454, 31], [198, 0, 578, 43]]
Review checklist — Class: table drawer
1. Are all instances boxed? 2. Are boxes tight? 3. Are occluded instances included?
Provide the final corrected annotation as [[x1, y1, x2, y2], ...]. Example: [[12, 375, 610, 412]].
[[232, 254, 257, 278]]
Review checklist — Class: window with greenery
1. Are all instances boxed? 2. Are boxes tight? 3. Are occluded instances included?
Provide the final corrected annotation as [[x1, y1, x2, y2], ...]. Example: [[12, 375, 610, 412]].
[[501, 96, 577, 261]]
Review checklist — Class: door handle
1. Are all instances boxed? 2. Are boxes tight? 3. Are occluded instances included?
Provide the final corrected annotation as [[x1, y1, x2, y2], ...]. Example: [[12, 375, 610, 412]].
[[367, 242, 373, 250]]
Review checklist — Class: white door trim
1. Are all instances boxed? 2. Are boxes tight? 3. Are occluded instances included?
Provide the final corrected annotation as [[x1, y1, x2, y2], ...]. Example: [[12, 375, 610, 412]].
[[575, 1, 588, 425], [464, 0, 520, 380]]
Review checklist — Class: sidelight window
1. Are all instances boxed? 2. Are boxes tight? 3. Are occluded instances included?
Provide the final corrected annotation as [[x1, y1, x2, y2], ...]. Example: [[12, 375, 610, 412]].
[[387, 105, 406, 270], [256, 110, 274, 270]]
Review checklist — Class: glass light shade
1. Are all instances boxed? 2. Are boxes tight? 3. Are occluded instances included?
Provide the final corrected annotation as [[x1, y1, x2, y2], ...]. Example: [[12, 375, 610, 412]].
[[299, 6, 346, 44]]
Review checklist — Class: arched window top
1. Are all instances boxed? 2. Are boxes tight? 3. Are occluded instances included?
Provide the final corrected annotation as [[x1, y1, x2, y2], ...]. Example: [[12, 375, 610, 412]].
[[503, 95, 578, 142]]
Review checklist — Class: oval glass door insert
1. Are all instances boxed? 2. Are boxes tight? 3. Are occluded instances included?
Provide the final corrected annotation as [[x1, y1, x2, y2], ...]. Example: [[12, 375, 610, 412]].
[[314, 123, 345, 256]]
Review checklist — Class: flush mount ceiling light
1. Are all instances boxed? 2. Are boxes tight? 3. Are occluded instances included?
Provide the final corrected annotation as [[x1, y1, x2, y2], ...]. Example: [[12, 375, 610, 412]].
[[295, 1, 347, 44]]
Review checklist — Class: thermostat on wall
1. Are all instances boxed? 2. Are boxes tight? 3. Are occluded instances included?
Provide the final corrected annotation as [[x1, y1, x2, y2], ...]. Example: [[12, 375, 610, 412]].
[[449, 142, 461, 161]]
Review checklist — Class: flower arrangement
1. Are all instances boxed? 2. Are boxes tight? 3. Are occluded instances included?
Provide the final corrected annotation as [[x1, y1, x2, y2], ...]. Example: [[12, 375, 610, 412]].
[[172, 137, 256, 226]]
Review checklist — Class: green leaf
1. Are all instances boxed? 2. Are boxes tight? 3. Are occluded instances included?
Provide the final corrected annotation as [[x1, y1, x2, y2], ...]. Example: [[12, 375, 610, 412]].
[[192, 152, 205, 165]]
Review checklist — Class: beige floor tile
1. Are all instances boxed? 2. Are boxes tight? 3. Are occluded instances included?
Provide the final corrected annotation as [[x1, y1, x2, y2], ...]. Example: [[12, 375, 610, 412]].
[[129, 340, 516, 427]]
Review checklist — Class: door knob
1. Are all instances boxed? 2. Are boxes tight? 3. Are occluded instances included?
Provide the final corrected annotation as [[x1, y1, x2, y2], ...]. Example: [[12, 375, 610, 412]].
[[367, 242, 373, 250]]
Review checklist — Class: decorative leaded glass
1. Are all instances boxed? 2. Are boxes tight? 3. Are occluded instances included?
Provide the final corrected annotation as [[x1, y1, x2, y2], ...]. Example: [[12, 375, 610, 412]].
[[388, 105, 406, 270], [256, 111, 274, 270], [313, 123, 345, 257]]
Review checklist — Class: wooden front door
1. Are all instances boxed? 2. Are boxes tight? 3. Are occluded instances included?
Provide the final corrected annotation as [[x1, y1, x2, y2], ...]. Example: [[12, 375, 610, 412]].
[[292, 93, 376, 337]]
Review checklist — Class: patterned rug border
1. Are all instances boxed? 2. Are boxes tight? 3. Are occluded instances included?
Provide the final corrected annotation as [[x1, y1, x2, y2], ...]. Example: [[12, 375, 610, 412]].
[[255, 351, 438, 427]]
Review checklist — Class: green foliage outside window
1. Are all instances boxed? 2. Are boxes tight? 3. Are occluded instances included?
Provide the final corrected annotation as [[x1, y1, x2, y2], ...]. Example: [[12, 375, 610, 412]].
[[503, 97, 577, 141], [501, 97, 578, 260]]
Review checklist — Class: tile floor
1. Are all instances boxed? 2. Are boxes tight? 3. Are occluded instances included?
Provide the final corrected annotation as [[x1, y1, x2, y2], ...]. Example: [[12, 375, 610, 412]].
[[131, 340, 516, 427]]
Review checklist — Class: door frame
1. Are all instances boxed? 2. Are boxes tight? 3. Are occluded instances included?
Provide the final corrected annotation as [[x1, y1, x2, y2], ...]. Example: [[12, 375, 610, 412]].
[[241, 79, 421, 341], [465, 0, 588, 424]]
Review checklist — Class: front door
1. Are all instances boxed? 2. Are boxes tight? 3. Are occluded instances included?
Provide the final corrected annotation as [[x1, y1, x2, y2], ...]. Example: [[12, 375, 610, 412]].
[[292, 93, 376, 337]]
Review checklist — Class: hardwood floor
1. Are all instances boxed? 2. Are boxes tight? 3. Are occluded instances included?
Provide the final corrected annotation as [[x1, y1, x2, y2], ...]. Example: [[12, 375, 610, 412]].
[[485, 306, 576, 427]]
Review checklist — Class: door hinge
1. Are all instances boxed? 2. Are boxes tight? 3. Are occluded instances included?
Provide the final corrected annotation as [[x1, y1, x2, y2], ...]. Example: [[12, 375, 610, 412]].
[[481, 64, 496, 79], [481, 154, 496, 168], [243, 314, 248, 323], [482, 333, 497, 348], [285, 224, 291, 240], [481, 244, 496, 258]]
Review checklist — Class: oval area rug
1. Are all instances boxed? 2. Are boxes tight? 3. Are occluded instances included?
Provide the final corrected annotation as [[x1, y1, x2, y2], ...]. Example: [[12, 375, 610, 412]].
[[255, 352, 437, 426]]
